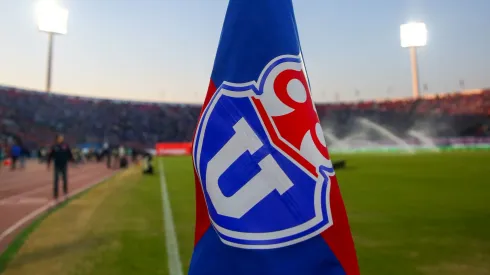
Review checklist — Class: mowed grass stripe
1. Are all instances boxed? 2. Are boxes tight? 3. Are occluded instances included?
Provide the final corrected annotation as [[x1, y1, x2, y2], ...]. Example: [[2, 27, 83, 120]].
[[2, 152, 488, 275], [158, 159, 183, 275], [162, 152, 490, 275], [1, 167, 168, 275], [160, 156, 197, 274], [334, 151, 490, 275]]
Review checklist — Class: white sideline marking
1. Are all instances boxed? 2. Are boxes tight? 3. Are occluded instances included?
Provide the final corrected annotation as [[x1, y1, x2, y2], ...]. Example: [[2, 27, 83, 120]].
[[0, 174, 114, 243], [0, 202, 54, 242], [158, 159, 184, 275], [0, 198, 49, 206]]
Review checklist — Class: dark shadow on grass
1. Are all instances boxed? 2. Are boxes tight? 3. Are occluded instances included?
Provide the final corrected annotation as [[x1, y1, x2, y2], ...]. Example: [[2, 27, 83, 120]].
[[335, 166, 360, 172]]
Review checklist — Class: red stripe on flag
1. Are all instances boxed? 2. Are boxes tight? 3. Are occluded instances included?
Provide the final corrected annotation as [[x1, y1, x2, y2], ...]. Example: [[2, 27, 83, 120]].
[[251, 97, 317, 177], [311, 126, 331, 160], [193, 168, 211, 246], [253, 96, 358, 273], [203, 80, 217, 111], [321, 177, 360, 275], [192, 80, 217, 245]]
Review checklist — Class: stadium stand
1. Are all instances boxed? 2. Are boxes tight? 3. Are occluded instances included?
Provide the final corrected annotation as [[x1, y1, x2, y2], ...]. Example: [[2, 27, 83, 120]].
[[0, 85, 489, 152], [316, 89, 490, 141]]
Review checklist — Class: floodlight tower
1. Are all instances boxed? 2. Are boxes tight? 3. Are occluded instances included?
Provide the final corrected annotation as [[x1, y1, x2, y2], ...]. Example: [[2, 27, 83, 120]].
[[35, 0, 68, 93], [400, 22, 427, 99]]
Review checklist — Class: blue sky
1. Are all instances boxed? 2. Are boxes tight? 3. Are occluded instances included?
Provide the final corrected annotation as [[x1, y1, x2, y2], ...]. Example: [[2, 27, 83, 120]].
[[0, 0, 489, 103]]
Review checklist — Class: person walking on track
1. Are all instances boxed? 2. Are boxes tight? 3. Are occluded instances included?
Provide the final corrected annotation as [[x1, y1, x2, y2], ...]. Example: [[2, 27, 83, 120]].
[[47, 134, 74, 202], [10, 142, 21, 170]]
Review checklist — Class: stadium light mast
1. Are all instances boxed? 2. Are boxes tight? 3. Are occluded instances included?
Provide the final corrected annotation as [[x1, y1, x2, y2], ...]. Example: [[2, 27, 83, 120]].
[[35, 0, 68, 93], [400, 22, 427, 99]]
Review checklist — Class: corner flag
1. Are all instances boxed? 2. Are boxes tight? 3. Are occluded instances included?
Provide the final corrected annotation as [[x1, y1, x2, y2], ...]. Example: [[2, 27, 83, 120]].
[[190, 0, 359, 274]]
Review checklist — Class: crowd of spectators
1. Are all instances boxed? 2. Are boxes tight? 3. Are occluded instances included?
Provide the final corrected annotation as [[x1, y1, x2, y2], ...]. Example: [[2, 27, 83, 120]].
[[317, 90, 490, 139], [0, 86, 200, 149], [1, 85, 489, 150]]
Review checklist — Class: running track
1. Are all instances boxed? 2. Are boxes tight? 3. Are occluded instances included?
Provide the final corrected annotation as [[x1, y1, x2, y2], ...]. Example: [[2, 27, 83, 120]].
[[0, 161, 115, 253]]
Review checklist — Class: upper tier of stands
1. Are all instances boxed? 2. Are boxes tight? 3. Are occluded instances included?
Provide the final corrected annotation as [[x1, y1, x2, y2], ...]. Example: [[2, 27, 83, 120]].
[[1, 86, 489, 149]]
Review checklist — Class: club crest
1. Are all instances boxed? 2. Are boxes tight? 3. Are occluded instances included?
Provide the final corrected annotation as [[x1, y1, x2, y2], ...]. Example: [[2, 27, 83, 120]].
[[193, 55, 335, 249]]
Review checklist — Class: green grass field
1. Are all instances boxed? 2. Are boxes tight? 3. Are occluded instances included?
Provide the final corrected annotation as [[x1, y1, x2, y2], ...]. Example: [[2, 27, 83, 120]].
[[2, 151, 490, 275]]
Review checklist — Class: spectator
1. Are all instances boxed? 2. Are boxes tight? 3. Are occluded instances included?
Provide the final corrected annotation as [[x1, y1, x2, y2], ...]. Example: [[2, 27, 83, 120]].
[[10, 142, 21, 170], [0, 85, 488, 149]]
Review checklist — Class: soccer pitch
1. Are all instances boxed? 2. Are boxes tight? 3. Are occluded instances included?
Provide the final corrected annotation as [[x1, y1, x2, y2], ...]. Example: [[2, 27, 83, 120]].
[[2, 152, 490, 275]]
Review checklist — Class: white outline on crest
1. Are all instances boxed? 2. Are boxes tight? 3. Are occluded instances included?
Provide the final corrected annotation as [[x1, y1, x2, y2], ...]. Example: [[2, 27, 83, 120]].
[[193, 55, 335, 249]]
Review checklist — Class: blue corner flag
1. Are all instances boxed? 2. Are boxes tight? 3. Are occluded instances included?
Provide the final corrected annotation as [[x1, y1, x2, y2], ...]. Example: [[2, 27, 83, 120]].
[[190, 1, 359, 274]]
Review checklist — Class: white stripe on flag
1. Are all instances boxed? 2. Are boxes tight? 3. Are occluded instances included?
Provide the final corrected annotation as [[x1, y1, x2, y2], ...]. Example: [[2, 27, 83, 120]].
[[158, 159, 184, 275]]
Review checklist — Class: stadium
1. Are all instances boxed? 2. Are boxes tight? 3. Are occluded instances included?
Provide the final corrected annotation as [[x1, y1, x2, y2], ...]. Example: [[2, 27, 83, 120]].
[[2, 86, 489, 274], [2, 86, 488, 154], [1, 0, 490, 275]]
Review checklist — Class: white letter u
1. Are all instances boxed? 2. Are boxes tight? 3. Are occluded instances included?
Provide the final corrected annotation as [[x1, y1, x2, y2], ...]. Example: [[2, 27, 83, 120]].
[[206, 118, 294, 219]]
